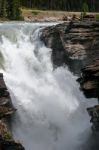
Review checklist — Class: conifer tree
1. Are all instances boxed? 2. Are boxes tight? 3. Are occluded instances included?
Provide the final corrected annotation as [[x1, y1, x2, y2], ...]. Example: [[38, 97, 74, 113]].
[[0, 0, 7, 18], [7, 0, 22, 20], [81, 2, 89, 16]]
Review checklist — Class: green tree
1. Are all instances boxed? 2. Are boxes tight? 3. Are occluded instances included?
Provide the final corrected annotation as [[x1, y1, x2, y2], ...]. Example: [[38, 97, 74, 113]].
[[0, 0, 7, 18], [81, 2, 89, 17], [7, 0, 22, 20]]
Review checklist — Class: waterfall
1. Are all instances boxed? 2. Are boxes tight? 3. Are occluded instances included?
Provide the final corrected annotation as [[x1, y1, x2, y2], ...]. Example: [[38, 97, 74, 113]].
[[0, 22, 97, 150]]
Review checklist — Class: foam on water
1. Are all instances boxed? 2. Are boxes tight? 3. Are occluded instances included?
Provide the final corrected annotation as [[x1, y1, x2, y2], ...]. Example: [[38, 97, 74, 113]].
[[0, 22, 97, 150]]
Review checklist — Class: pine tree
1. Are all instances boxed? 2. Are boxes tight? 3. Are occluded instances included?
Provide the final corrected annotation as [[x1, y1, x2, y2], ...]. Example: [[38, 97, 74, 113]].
[[0, 0, 7, 18], [81, 2, 89, 16], [7, 0, 22, 20]]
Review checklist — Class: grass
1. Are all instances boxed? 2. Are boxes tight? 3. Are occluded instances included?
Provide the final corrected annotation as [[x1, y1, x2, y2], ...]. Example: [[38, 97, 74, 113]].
[[21, 7, 99, 21], [96, 13, 99, 21], [21, 7, 81, 19], [32, 10, 40, 15]]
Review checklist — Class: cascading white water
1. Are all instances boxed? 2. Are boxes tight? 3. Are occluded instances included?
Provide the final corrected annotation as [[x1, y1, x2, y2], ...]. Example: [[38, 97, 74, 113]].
[[0, 22, 97, 150]]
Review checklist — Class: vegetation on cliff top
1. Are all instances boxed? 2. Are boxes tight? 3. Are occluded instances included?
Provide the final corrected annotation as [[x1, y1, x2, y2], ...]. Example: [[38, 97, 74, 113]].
[[0, 0, 22, 20], [0, 0, 99, 20], [20, 0, 99, 12]]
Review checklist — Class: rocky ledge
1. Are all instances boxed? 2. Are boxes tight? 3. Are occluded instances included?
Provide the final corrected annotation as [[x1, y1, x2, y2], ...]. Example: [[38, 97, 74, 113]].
[[78, 59, 99, 131], [41, 21, 99, 74], [78, 59, 99, 99], [41, 20, 99, 130], [0, 73, 24, 150]]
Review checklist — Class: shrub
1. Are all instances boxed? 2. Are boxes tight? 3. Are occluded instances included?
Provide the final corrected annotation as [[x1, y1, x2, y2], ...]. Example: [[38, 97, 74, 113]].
[[32, 10, 40, 15], [81, 2, 89, 19], [96, 14, 99, 21], [3, 132, 12, 140]]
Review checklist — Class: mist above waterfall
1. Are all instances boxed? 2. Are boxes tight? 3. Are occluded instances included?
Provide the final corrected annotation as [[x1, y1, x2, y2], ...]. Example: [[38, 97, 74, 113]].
[[0, 22, 97, 150]]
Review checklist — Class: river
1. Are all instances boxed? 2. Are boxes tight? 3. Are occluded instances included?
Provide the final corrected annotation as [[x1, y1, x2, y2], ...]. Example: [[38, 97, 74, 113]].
[[0, 22, 97, 150]]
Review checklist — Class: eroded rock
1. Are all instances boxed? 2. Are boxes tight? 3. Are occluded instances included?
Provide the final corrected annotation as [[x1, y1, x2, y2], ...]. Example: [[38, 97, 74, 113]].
[[41, 21, 99, 131], [41, 21, 99, 74], [87, 105, 99, 131], [0, 73, 24, 150], [0, 121, 24, 150], [78, 59, 99, 98]]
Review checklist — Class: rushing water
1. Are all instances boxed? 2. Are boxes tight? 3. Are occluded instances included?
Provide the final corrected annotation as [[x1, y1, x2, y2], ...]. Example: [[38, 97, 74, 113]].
[[0, 22, 97, 150]]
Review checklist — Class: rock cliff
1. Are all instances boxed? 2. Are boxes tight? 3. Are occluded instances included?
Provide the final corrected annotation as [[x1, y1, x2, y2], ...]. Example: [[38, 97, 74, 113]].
[[0, 73, 24, 150], [41, 20, 99, 130], [41, 21, 99, 74]]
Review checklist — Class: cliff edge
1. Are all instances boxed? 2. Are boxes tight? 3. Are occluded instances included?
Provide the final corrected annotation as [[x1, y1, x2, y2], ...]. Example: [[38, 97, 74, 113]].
[[0, 73, 24, 150]]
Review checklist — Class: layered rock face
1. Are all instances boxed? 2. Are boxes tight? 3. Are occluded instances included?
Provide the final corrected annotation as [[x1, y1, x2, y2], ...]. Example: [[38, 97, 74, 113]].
[[41, 21, 99, 74], [78, 59, 99, 98], [0, 73, 15, 118], [0, 73, 24, 150], [78, 59, 99, 131], [41, 21, 99, 130]]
